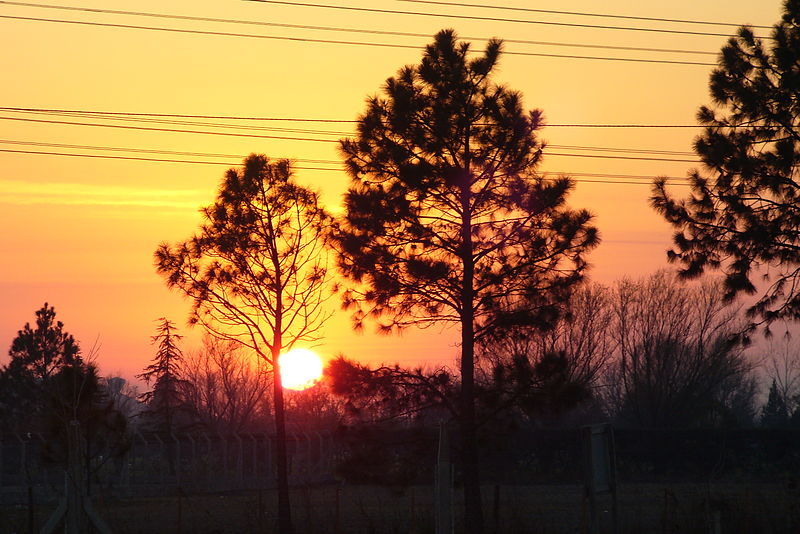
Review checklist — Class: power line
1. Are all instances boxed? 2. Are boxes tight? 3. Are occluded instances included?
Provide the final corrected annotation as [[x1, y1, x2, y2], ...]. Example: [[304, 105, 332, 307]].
[[0, 1, 718, 56], [0, 137, 697, 162], [551, 144, 693, 156], [0, 109, 710, 141], [0, 107, 736, 128], [547, 152, 696, 163], [243, 0, 759, 39], [0, 138, 341, 164], [0, 116, 701, 163], [0, 15, 715, 66], [0, 147, 338, 170], [397, 0, 773, 30], [0, 115, 339, 142], [11, 110, 351, 135], [0, 147, 691, 186], [0, 106, 358, 123]]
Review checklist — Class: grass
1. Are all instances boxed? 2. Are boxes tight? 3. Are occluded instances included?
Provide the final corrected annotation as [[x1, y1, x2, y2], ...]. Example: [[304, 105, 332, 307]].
[[1, 482, 799, 533]]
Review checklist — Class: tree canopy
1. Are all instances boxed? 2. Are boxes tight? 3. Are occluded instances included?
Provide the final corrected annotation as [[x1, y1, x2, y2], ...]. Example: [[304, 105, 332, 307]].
[[652, 0, 800, 330]]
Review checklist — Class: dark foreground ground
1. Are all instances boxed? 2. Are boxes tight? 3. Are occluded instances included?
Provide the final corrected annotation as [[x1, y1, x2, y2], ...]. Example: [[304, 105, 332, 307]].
[[1, 482, 798, 534]]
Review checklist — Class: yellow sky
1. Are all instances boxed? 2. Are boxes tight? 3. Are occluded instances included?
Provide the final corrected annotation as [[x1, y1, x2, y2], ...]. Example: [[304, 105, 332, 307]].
[[0, 0, 784, 381]]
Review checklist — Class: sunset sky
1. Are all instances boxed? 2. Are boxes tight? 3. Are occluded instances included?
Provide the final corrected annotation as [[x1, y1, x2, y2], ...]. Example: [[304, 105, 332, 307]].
[[0, 0, 784, 382]]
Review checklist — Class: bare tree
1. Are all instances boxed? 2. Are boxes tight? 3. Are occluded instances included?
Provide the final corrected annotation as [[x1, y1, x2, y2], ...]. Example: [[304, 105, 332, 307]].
[[604, 271, 756, 427], [181, 336, 271, 433], [763, 324, 800, 417], [155, 154, 332, 534], [477, 283, 614, 425], [483, 284, 614, 386]]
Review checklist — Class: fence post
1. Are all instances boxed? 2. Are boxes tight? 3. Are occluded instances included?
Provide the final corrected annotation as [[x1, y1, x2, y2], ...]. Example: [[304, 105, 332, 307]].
[[136, 431, 149, 486], [233, 432, 243, 487], [219, 432, 228, 489], [201, 432, 212, 489], [435, 422, 453, 534], [264, 432, 272, 480], [152, 433, 165, 485], [185, 433, 196, 490], [171, 432, 181, 487], [15, 433, 27, 484], [248, 433, 258, 488]]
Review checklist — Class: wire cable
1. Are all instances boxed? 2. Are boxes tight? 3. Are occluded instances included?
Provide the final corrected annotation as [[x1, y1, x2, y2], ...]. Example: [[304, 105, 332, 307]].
[[243, 0, 761, 39], [0, 147, 690, 186], [546, 152, 696, 163], [8, 109, 351, 135], [0, 15, 716, 66], [0, 138, 697, 160], [396, 0, 773, 30], [0, 106, 358, 123], [0, 1, 719, 56], [0, 138, 339, 163], [0, 116, 710, 163], [0, 115, 340, 142], [0, 139, 698, 165], [0, 107, 738, 128]]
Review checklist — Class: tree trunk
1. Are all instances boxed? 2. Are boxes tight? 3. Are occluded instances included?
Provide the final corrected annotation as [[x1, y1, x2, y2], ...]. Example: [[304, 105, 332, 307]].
[[461, 321, 483, 534], [272, 347, 293, 534], [460, 176, 484, 534]]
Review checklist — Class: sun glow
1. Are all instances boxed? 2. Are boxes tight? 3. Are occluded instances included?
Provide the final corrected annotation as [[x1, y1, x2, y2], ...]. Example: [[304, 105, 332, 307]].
[[279, 348, 324, 391]]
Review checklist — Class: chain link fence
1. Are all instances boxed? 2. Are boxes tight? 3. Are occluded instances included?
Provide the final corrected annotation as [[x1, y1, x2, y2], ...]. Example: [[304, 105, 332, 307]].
[[0, 430, 337, 504]]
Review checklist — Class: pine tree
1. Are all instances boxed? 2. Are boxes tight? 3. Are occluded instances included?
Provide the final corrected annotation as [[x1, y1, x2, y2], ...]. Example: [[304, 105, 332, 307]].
[[336, 30, 598, 534], [652, 0, 800, 331], [155, 155, 332, 534], [0, 303, 83, 431], [137, 318, 187, 433]]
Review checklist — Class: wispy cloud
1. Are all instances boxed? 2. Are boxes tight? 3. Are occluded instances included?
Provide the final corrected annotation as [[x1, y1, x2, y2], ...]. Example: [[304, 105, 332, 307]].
[[0, 180, 207, 209]]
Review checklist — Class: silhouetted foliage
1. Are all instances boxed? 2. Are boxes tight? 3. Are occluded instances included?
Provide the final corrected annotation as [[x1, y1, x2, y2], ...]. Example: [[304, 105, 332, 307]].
[[0, 304, 128, 492], [137, 318, 189, 432], [482, 351, 591, 428], [155, 154, 332, 534], [478, 283, 613, 427], [333, 424, 435, 487], [326, 356, 454, 424], [336, 29, 598, 533], [652, 0, 800, 332], [0, 303, 83, 431], [41, 362, 129, 494], [283, 383, 344, 433], [762, 379, 791, 428]]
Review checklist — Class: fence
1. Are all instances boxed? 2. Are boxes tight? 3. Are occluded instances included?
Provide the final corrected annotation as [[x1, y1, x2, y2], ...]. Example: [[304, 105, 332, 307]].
[[0, 430, 337, 504], [3, 427, 800, 533]]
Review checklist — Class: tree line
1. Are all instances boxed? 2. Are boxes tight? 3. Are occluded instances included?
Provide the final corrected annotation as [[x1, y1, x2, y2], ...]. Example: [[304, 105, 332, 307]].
[[5, 2, 800, 532]]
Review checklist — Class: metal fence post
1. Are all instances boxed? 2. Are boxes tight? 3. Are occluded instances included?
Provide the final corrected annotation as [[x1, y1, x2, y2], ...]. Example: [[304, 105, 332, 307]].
[[171, 432, 181, 487]]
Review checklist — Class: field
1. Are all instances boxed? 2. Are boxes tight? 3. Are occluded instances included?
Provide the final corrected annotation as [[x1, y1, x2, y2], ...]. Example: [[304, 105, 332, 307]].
[[2, 482, 798, 534]]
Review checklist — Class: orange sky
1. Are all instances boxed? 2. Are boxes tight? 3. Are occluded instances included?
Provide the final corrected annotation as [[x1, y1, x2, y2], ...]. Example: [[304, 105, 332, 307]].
[[0, 0, 784, 382]]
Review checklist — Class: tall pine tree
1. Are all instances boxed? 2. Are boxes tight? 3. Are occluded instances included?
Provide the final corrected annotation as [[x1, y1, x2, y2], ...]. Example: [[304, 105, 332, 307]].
[[336, 30, 598, 533]]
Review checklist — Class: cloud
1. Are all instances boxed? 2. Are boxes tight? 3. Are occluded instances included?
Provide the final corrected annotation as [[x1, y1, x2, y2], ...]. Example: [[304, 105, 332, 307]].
[[0, 179, 207, 209]]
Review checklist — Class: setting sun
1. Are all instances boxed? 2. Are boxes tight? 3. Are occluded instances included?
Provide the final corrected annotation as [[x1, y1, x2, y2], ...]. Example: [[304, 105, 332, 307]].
[[279, 348, 324, 391]]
